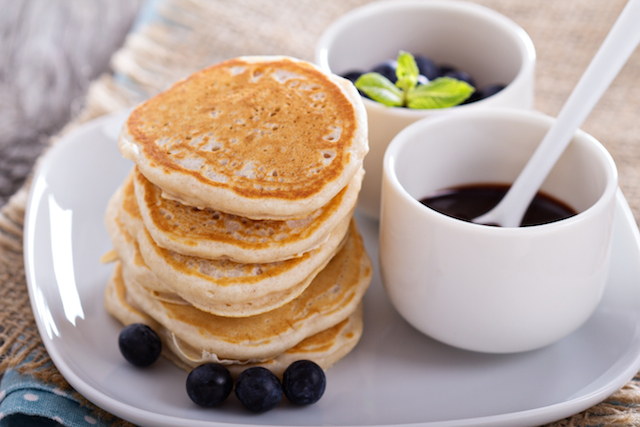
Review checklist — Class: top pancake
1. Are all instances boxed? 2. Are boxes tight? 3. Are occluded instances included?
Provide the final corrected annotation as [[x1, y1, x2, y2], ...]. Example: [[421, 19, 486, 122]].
[[119, 56, 368, 220]]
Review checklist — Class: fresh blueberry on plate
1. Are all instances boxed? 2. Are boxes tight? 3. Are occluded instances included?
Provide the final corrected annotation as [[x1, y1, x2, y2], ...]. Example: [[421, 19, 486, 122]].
[[118, 323, 162, 367], [186, 363, 233, 407], [283, 360, 326, 405], [235, 367, 282, 413]]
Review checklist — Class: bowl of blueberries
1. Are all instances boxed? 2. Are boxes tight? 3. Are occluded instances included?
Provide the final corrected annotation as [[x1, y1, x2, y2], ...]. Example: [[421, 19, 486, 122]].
[[316, 0, 536, 219]]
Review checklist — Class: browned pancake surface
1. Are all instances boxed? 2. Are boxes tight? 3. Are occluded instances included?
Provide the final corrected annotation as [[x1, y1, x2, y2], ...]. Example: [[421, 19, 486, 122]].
[[126, 57, 357, 201], [120, 176, 340, 287], [160, 220, 370, 344], [105, 262, 364, 377], [134, 167, 355, 256]]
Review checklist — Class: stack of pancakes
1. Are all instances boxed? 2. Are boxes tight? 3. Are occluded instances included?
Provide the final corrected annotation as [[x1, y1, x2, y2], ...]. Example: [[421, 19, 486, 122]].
[[103, 56, 371, 377]]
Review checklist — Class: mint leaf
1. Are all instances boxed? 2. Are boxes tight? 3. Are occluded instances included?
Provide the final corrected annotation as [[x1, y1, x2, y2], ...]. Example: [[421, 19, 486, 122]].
[[406, 77, 475, 109], [395, 51, 419, 93], [355, 72, 404, 107], [353, 53, 475, 109]]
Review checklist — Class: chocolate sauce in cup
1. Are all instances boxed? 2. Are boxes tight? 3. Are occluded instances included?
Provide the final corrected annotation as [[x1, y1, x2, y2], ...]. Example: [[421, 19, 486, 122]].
[[420, 184, 577, 227]]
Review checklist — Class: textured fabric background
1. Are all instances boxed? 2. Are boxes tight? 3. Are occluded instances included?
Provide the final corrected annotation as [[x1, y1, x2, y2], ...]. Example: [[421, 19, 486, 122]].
[[1, 0, 640, 426]]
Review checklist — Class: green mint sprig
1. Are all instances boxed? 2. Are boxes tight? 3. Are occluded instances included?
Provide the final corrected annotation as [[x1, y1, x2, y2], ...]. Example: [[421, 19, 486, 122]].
[[354, 51, 475, 109]]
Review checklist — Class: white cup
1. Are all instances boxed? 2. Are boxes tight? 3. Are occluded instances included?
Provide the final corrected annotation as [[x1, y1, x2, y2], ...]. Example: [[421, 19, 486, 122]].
[[316, 0, 536, 219], [379, 109, 618, 353]]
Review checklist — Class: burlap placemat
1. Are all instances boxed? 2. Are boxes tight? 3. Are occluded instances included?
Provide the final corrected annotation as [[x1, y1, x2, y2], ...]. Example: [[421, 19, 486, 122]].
[[2, 0, 640, 425]]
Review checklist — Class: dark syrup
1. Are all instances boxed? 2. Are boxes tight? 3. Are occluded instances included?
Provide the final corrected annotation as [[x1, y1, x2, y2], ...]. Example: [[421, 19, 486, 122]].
[[419, 184, 577, 227]]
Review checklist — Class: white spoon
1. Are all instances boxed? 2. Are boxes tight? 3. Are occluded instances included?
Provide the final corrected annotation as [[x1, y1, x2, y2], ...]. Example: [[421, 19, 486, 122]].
[[473, 0, 640, 227]]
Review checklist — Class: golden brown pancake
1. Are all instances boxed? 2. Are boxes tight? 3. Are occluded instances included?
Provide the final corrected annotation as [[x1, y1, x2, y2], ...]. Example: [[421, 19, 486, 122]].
[[118, 56, 368, 220], [104, 261, 161, 330], [132, 166, 363, 263], [106, 181, 352, 317], [113, 218, 371, 361], [104, 262, 363, 378], [168, 304, 363, 379]]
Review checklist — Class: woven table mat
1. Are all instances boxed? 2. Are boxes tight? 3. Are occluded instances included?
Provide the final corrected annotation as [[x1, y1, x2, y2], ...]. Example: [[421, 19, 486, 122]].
[[2, 0, 640, 425]]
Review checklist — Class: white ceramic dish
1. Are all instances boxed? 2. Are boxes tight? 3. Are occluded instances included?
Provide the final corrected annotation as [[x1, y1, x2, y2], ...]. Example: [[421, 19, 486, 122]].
[[315, 0, 536, 219], [24, 111, 640, 427], [380, 109, 618, 354]]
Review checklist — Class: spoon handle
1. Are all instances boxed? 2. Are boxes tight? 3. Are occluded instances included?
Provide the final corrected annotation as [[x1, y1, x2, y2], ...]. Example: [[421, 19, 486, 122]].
[[475, 0, 640, 227]]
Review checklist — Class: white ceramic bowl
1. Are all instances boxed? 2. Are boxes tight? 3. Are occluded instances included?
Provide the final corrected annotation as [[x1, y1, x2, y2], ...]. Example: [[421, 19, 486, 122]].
[[379, 108, 618, 353], [316, 0, 536, 219]]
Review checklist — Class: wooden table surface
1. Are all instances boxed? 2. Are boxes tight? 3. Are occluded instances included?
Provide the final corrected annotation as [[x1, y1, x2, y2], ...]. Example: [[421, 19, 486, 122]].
[[0, 0, 143, 207]]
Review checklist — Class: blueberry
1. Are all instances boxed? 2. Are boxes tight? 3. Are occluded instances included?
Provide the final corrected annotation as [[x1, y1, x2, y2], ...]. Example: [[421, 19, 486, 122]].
[[437, 64, 456, 77], [480, 83, 505, 98], [414, 55, 439, 80], [186, 363, 233, 407], [341, 70, 363, 84], [462, 83, 506, 105], [461, 90, 483, 105], [282, 360, 326, 405], [444, 70, 476, 88], [417, 74, 429, 85], [118, 323, 162, 367], [371, 60, 397, 83], [235, 367, 282, 413]]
